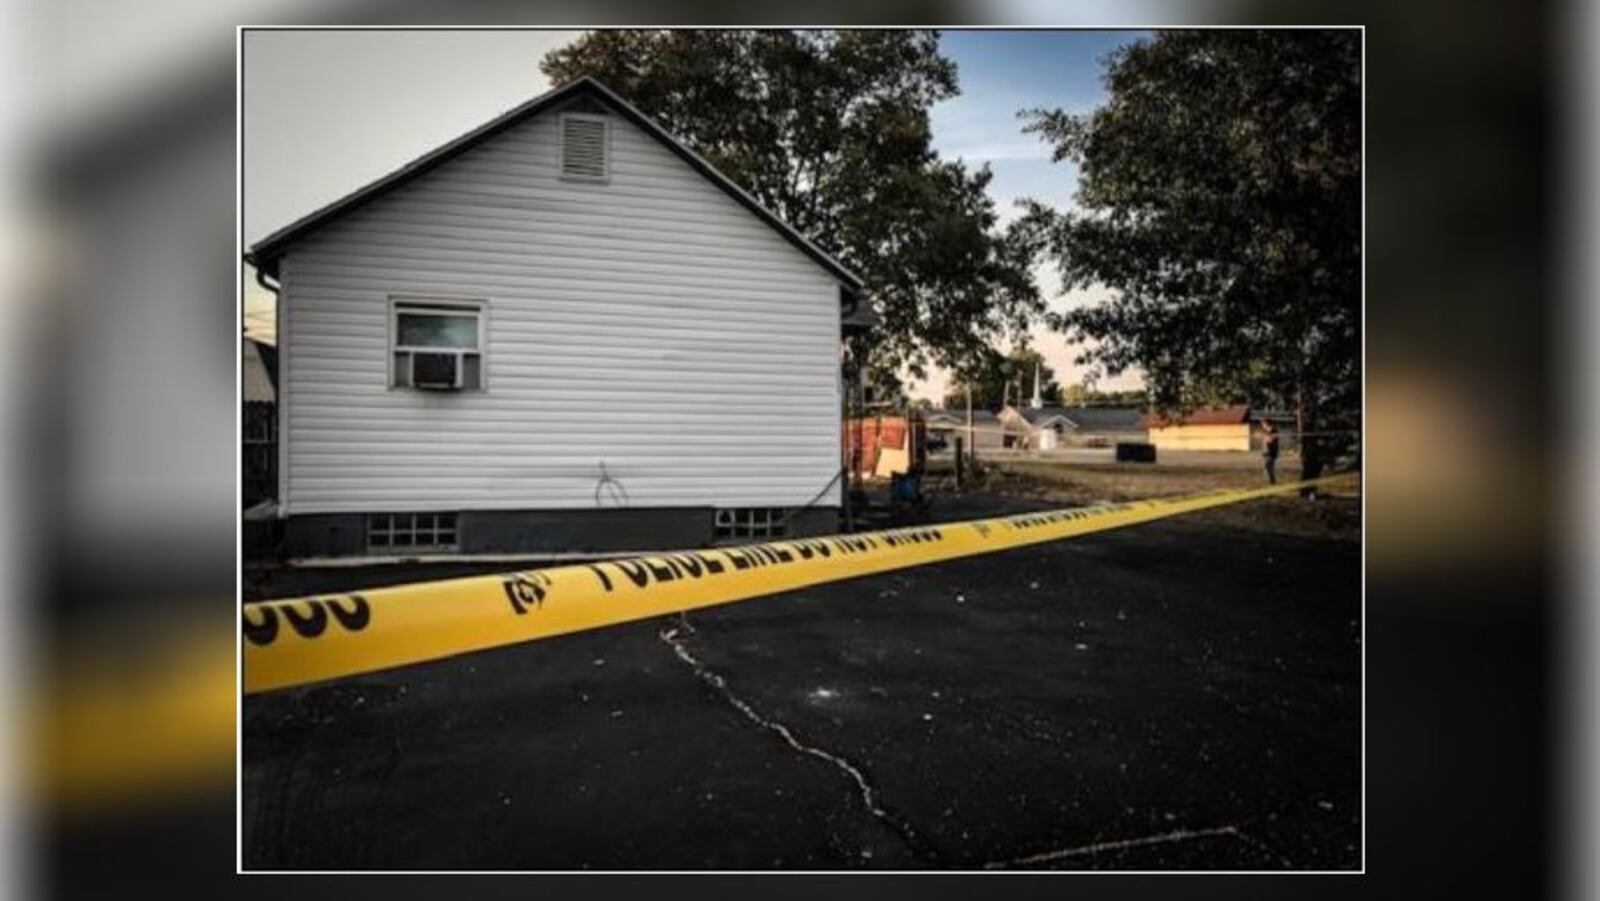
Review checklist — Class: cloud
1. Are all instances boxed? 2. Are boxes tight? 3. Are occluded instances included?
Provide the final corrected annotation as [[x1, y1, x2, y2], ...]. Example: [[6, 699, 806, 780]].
[[941, 143, 1053, 163]]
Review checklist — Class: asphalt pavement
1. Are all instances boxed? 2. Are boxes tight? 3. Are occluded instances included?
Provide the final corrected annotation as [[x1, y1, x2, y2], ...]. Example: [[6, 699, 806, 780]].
[[242, 494, 1360, 871]]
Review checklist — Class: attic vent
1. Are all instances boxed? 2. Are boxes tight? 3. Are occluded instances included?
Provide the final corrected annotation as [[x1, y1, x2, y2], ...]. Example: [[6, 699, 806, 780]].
[[560, 114, 610, 180]]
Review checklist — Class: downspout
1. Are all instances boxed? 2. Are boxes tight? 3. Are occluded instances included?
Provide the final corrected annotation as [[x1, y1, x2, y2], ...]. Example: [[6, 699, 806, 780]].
[[253, 264, 280, 295], [252, 263, 281, 391]]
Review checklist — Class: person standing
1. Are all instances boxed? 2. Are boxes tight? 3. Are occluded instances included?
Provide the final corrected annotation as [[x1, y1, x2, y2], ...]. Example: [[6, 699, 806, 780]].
[[1261, 419, 1281, 485]]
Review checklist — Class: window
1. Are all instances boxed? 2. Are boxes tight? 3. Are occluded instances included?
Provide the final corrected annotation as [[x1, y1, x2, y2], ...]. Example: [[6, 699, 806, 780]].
[[391, 300, 484, 390], [369, 512, 458, 552], [560, 113, 610, 181], [243, 402, 276, 444], [714, 508, 789, 541]]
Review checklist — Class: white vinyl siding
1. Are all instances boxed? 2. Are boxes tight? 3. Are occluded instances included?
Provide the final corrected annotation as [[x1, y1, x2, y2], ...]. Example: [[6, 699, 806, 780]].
[[278, 102, 842, 515]]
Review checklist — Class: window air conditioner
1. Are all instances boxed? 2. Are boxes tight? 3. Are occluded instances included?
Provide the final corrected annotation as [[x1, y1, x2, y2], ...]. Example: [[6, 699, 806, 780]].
[[411, 352, 460, 390]]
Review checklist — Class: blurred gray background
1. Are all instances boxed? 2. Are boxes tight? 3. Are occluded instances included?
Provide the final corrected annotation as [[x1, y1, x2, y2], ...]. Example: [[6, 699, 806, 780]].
[[8, 1, 1589, 899]]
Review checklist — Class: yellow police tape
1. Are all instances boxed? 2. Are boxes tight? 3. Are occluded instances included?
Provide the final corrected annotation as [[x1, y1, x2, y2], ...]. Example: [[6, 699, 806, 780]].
[[244, 474, 1356, 694]]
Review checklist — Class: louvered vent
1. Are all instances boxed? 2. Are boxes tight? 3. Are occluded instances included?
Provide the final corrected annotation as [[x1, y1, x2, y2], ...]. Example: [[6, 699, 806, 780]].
[[561, 115, 609, 180]]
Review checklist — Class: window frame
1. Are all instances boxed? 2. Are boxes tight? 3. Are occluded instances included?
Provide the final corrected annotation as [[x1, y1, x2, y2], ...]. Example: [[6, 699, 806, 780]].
[[388, 297, 488, 392], [558, 112, 612, 183]]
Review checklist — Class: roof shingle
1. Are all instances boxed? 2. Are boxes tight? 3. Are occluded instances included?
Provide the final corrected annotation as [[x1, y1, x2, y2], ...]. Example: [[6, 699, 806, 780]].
[[1141, 405, 1251, 428]]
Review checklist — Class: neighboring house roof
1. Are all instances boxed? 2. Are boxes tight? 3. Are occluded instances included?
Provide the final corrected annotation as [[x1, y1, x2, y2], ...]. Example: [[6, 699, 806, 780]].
[[1142, 405, 1252, 428], [925, 409, 999, 425], [244, 77, 867, 313], [1019, 408, 1069, 428], [1067, 407, 1146, 432], [243, 336, 276, 403], [1020, 406, 1145, 432], [992, 409, 1145, 432]]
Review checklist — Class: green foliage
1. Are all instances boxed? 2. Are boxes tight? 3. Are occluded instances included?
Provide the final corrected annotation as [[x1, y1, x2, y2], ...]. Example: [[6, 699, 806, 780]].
[[1021, 30, 1360, 456], [542, 30, 1044, 383], [943, 347, 1061, 409], [1062, 382, 1147, 409]]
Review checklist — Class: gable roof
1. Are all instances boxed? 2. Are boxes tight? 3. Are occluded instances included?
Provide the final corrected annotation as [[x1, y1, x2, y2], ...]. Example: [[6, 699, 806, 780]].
[[244, 77, 865, 296], [925, 409, 999, 425], [1142, 405, 1252, 428], [1043, 406, 1145, 432], [1015, 406, 1064, 427], [1021, 406, 1145, 432]]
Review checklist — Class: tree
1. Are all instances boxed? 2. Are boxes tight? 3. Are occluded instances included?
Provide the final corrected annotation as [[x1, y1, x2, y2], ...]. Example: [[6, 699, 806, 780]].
[[944, 347, 1061, 410], [542, 31, 1044, 389], [1022, 31, 1360, 478], [1062, 383, 1151, 408]]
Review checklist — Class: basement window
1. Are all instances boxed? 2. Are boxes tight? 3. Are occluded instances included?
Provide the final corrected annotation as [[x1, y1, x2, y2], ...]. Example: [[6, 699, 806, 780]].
[[391, 300, 484, 390], [560, 113, 611, 181], [714, 508, 789, 540], [369, 512, 459, 552]]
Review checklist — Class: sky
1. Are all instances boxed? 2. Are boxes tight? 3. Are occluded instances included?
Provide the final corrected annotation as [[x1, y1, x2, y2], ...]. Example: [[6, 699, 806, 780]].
[[922, 30, 1149, 400], [243, 29, 1149, 399]]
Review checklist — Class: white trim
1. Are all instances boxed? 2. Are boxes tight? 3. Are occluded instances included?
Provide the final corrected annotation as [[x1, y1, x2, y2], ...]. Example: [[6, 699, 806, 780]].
[[276, 258, 291, 515]]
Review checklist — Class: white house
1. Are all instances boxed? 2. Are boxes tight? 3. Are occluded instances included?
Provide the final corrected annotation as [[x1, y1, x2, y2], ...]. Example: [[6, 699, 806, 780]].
[[924, 409, 1005, 451], [1000, 405, 1146, 449], [246, 78, 871, 557]]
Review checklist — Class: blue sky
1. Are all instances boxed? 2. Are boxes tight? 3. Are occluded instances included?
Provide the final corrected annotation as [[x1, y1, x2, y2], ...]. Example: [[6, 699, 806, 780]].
[[931, 30, 1146, 225]]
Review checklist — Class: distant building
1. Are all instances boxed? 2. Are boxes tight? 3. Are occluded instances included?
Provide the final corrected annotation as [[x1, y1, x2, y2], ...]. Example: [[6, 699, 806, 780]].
[[1142, 405, 1253, 451], [990, 405, 1146, 450], [924, 408, 1005, 451], [1021, 406, 1146, 448]]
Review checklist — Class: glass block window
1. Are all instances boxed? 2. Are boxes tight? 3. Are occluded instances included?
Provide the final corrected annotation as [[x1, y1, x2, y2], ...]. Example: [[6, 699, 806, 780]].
[[368, 512, 459, 552], [713, 508, 789, 540]]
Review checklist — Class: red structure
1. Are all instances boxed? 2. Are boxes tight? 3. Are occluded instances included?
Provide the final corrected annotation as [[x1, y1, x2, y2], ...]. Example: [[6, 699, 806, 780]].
[[845, 413, 927, 481]]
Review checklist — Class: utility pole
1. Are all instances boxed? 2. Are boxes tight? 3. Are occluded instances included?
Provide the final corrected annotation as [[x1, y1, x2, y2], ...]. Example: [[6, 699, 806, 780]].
[[965, 385, 975, 468]]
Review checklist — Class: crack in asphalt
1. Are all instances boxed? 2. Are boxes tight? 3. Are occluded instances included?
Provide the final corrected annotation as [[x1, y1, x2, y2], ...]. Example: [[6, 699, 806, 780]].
[[1229, 827, 1298, 868], [985, 825, 1242, 868], [657, 618, 1296, 871], [658, 616, 926, 861]]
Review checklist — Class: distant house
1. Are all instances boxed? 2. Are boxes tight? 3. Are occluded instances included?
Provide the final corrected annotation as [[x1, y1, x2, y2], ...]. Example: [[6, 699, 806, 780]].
[[925, 408, 1005, 451], [1001, 405, 1146, 449], [245, 78, 871, 557], [1142, 405, 1254, 451]]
